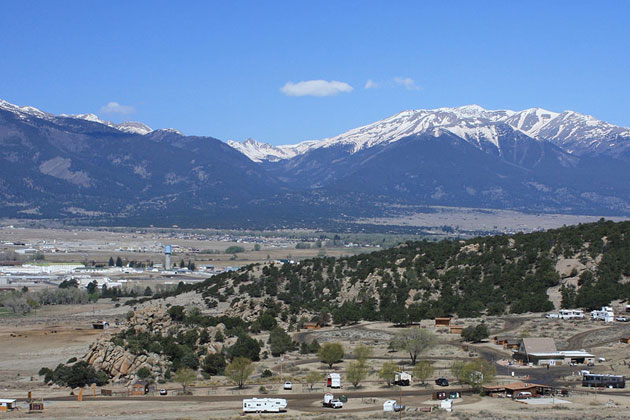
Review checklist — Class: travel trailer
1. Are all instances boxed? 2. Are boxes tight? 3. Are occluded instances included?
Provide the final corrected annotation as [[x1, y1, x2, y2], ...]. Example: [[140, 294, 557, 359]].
[[591, 307, 614, 322], [559, 309, 584, 320], [242, 398, 287, 413], [326, 373, 342, 388], [394, 371, 412, 386]]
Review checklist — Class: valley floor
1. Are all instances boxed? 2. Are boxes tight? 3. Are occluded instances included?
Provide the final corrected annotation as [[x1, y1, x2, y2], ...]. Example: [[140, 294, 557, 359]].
[[3, 302, 630, 419]]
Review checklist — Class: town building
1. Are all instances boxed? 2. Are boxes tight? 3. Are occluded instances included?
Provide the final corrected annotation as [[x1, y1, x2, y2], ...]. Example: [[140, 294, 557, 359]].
[[483, 382, 553, 398], [514, 337, 594, 366]]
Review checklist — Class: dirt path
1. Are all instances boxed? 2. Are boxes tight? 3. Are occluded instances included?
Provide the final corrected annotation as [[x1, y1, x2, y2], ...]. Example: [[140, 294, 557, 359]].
[[565, 323, 630, 349], [43, 386, 472, 413]]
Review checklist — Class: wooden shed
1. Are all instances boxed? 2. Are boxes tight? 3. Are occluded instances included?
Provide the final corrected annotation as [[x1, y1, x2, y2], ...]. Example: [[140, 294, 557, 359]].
[[504, 338, 521, 350], [131, 381, 150, 396], [303, 322, 322, 330], [449, 325, 464, 335], [620, 336, 630, 344], [434, 317, 451, 327], [494, 335, 513, 345]]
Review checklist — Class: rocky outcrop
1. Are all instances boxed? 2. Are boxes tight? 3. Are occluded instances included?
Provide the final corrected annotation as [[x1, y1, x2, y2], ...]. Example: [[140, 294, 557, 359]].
[[82, 305, 173, 382], [84, 339, 166, 382], [82, 304, 226, 382], [127, 304, 173, 333]]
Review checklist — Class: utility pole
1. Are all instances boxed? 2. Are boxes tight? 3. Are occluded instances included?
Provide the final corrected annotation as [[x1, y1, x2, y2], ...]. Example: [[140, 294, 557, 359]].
[[399, 384, 402, 420]]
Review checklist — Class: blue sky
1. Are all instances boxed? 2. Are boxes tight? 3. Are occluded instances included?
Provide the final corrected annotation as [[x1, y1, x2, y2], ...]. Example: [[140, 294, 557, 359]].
[[1, 1, 628, 145]]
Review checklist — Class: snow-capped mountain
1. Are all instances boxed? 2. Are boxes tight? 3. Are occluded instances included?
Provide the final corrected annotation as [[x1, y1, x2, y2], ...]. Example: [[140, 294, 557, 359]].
[[228, 105, 630, 162], [3, 97, 630, 226], [61, 113, 153, 135], [0, 99, 153, 135], [0, 99, 55, 120], [226, 138, 317, 162]]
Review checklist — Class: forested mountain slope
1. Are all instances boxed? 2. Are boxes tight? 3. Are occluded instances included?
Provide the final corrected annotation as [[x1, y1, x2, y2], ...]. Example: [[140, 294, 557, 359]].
[[181, 219, 630, 325]]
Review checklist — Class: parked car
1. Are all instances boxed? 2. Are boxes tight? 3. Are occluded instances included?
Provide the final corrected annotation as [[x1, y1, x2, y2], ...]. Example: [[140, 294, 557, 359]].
[[283, 381, 293, 390], [616, 316, 629, 322], [159, 389, 168, 396], [435, 378, 449, 387], [514, 391, 532, 399], [546, 313, 560, 319]]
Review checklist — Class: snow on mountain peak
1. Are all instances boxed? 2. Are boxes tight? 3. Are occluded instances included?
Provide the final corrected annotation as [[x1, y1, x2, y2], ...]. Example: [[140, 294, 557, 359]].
[[116, 121, 153, 135], [1, 98, 154, 135], [229, 104, 630, 162], [227, 138, 315, 162], [0, 99, 53, 120]]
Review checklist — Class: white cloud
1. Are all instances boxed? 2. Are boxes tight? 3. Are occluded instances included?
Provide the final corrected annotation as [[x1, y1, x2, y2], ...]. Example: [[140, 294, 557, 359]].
[[393, 77, 422, 91], [99, 101, 135, 115], [281, 80, 353, 97], [364, 79, 379, 89]]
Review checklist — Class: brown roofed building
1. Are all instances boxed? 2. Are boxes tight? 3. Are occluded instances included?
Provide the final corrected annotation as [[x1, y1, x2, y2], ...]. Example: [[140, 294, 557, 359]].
[[131, 381, 150, 396], [519, 337, 557, 354], [483, 382, 552, 398], [504, 338, 521, 350], [434, 317, 451, 327]]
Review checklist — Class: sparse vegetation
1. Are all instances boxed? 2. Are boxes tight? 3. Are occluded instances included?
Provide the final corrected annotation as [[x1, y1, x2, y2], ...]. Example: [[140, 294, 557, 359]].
[[390, 328, 436, 365], [317, 342, 345, 368], [225, 357, 254, 389]]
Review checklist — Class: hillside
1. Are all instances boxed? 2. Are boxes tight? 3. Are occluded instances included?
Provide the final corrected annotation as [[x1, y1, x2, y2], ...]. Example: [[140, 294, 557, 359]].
[[178, 219, 630, 325]]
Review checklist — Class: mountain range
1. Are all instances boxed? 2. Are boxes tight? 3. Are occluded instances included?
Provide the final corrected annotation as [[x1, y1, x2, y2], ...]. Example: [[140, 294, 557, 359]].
[[1, 99, 630, 228]]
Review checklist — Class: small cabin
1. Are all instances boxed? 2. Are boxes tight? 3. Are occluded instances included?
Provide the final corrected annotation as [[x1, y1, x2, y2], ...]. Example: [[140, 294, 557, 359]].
[[303, 322, 322, 330], [0, 399, 17, 411], [434, 317, 451, 327], [494, 335, 512, 345], [504, 338, 521, 350], [29, 401, 44, 412], [131, 381, 150, 396]]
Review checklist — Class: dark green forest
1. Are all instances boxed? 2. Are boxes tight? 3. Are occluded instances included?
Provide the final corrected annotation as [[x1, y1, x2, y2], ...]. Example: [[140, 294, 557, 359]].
[[171, 219, 630, 325]]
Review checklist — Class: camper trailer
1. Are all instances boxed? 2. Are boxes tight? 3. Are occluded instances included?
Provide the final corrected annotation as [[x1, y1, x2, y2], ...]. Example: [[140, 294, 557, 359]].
[[242, 398, 287, 413], [591, 307, 614, 322], [394, 371, 412, 386], [559, 309, 585, 320], [327, 373, 342, 389]]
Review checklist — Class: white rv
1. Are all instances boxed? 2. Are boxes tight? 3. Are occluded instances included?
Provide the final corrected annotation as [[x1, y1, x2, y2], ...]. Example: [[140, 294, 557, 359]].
[[242, 398, 287, 413], [394, 371, 412, 386], [326, 373, 342, 388], [591, 306, 614, 322], [559, 309, 585, 320]]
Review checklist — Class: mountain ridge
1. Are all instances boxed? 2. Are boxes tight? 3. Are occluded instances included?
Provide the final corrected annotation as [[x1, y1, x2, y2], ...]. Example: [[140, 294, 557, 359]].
[[229, 105, 630, 162], [2, 98, 630, 227]]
